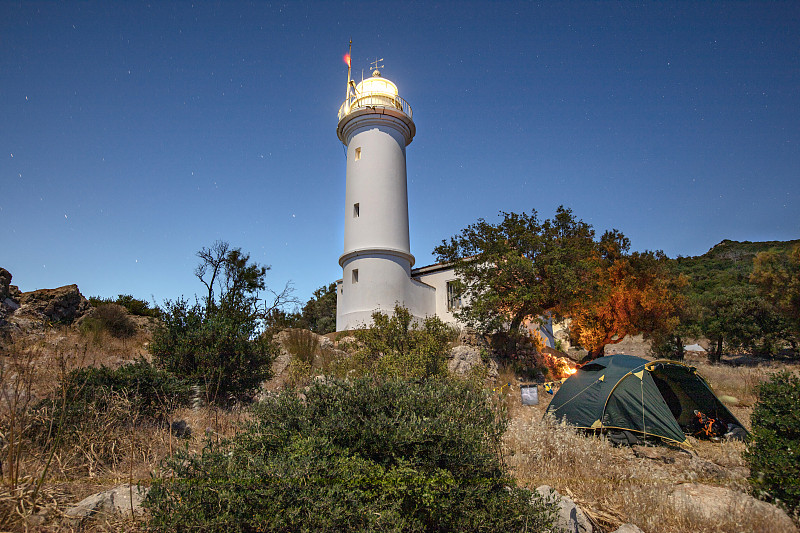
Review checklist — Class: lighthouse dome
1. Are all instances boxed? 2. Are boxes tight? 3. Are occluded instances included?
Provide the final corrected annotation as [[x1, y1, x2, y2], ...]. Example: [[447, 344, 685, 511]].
[[339, 70, 412, 122], [354, 73, 399, 98]]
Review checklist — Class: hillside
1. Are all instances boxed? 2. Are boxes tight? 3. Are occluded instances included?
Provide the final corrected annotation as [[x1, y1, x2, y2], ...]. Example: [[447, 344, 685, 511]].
[[671, 239, 800, 292]]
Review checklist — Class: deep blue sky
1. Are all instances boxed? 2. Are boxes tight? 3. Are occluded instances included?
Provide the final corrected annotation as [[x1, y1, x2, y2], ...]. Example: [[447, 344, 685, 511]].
[[2, 1, 799, 308]]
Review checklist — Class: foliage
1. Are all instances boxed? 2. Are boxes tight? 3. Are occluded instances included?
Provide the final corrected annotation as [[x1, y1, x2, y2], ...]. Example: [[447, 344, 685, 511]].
[[80, 303, 137, 339], [150, 297, 275, 403], [263, 307, 304, 331], [569, 232, 686, 359], [350, 305, 455, 380], [88, 294, 160, 318], [300, 282, 338, 334], [746, 371, 800, 515], [264, 283, 338, 334], [33, 359, 190, 440], [648, 330, 686, 360], [751, 244, 800, 349], [282, 328, 320, 366], [145, 378, 556, 532], [699, 286, 790, 361], [668, 239, 800, 358], [150, 241, 292, 403], [435, 207, 682, 358], [434, 206, 597, 353], [193, 240, 298, 325]]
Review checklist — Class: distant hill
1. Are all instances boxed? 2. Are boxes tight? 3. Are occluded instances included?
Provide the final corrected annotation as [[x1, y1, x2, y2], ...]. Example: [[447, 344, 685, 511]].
[[702, 239, 800, 262], [672, 239, 800, 295]]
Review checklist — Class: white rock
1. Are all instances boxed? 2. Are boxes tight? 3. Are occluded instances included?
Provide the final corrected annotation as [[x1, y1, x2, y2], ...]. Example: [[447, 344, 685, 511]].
[[448, 345, 499, 378], [535, 485, 592, 533], [670, 483, 797, 532], [613, 524, 644, 533], [65, 484, 148, 526]]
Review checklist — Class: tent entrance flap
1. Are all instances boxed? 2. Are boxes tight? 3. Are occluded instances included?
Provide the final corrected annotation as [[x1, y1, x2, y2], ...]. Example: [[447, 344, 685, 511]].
[[603, 372, 686, 443]]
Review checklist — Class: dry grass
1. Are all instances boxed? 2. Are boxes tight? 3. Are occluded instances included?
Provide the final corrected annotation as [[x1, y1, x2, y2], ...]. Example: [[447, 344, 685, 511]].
[[0, 324, 251, 531]]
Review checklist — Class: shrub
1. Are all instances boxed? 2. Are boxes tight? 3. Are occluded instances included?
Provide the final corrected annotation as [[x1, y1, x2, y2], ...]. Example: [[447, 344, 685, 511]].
[[145, 378, 555, 532], [745, 371, 800, 515], [80, 303, 137, 338], [32, 359, 191, 446], [648, 331, 685, 360], [282, 328, 320, 366], [89, 294, 160, 317], [350, 305, 456, 380], [149, 298, 275, 404]]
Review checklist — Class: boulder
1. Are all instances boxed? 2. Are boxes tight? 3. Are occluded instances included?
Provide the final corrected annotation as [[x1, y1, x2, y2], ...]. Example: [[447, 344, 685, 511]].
[[612, 525, 644, 533], [669, 483, 797, 532], [171, 419, 191, 438], [535, 485, 592, 533], [65, 484, 148, 526], [0, 268, 17, 301], [448, 345, 498, 378], [17, 284, 91, 324], [457, 328, 487, 347], [265, 329, 350, 391], [0, 267, 21, 317]]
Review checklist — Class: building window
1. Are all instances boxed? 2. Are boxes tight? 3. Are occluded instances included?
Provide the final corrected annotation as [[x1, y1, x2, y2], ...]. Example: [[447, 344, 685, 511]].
[[354, 147, 361, 161], [352, 269, 359, 283], [446, 280, 462, 311], [353, 203, 359, 217]]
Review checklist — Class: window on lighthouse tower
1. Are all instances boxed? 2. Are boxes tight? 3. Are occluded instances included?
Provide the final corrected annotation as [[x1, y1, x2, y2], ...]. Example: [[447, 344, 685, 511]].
[[355, 147, 362, 161], [353, 203, 360, 217]]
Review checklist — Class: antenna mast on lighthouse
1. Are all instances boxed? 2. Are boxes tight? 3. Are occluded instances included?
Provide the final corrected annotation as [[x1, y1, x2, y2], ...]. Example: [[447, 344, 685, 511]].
[[344, 40, 352, 106]]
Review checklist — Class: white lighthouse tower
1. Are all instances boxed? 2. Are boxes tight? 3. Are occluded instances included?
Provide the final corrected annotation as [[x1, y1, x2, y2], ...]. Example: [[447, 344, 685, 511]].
[[335, 57, 435, 331]]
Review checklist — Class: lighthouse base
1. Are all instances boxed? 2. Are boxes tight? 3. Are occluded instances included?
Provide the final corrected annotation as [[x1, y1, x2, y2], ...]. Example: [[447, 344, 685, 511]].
[[335, 252, 435, 332]]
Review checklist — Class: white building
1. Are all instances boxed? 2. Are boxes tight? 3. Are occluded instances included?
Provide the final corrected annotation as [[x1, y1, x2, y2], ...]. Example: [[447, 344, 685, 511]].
[[335, 67, 462, 331]]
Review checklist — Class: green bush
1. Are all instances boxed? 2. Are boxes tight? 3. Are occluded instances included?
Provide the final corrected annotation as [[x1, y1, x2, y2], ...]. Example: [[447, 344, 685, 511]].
[[648, 331, 685, 360], [81, 303, 137, 339], [89, 294, 160, 317], [34, 359, 190, 441], [145, 378, 555, 532], [349, 305, 456, 380], [149, 298, 275, 404], [746, 371, 800, 515]]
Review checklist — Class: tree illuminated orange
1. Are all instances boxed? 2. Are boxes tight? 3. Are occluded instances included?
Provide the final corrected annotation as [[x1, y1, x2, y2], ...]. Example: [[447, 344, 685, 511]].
[[569, 235, 686, 360]]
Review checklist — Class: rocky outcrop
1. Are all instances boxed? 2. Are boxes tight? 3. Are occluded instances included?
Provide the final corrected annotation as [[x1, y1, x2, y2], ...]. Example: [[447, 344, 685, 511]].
[[448, 345, 499, 378], [266, 329, 349, 391], [65, 483, 148, 526], [16, 284, 91, 324], [669, 483, 798, 532], [0, 267, 22, 317], [535, 485, 592, 533], [0, 268, 23, 340]]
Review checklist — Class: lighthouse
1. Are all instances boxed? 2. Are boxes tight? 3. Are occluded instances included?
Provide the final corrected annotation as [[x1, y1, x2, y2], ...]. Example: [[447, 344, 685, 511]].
[[332, 53, 561, 346], [335, 57, 435, 331]]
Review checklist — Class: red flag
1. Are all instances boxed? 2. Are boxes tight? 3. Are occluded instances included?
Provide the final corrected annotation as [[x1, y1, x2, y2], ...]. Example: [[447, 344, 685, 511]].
[[343, 53, 351, 67]]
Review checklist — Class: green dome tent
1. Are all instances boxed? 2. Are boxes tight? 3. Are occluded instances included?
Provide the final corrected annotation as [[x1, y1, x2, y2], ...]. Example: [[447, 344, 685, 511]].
[[546, 354, 745, 446]]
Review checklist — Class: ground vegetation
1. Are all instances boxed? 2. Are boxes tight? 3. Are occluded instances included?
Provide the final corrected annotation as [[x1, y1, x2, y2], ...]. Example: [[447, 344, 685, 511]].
[[145, 378, 556, 533], [746, 371, 800, 516]]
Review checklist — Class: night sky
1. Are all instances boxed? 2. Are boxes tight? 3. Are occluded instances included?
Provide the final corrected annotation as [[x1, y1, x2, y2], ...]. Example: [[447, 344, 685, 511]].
[[2, 1, 799, 308]]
